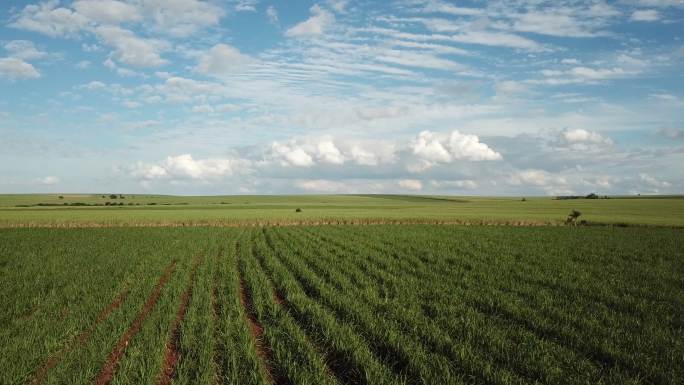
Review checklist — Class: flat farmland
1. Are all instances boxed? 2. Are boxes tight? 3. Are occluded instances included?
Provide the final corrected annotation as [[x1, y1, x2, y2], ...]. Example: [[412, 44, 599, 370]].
[[1, 195, 683, 227], [2, 225, 682, 385]]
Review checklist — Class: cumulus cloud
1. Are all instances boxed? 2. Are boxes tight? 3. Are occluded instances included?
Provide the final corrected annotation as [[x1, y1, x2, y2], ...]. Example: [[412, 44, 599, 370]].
[[95, 25, 169, 67], [269, 142, 315, 167], [10, 0, 89, 37], [285, 4, 335, 37], [137, 0, 226, 37], [409, 130, 502, 171], [195, 44, 254, 77], [0, 57, 41, 80], [562, 128, 613, 146], [72, 0, 141, 24], [267, 137, 396, 168], [132, 154, 247, 180], [507, 169, 567, 189], [4, 40, 48, 60]]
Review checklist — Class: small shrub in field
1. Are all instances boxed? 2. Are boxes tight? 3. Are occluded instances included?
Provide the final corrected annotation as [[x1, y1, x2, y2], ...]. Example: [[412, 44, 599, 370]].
[[295, 208, 302, 213], [566, 210, 582, 224]]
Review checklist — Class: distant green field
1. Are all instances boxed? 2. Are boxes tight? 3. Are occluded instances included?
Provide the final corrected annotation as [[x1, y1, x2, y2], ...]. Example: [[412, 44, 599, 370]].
[[0, 194, 682, 227]]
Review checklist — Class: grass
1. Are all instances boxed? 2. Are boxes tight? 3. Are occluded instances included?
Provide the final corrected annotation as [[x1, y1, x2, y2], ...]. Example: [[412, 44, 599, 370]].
[[1, 194, 683, 227], [1, 225, 682, 385]]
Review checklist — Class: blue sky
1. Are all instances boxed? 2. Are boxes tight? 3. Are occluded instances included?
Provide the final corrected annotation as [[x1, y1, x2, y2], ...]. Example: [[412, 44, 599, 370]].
[[0, 0, 682, 195]]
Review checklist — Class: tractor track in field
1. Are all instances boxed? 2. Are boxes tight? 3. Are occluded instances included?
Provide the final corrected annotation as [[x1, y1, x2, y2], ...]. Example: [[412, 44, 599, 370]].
[[93, 259, 177, 385], [156, 252, 204, 385], [28, 284, 132, 385]]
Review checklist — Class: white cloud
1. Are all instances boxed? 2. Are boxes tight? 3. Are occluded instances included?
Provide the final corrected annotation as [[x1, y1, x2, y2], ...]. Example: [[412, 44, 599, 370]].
[[270, 142, 315, 167], [95, 25, 169, 67], [450, 31, 544, 51], [562, 128, 613, 146], [79, 80, 107, 90], [285, 4, 335, 37], [537, 65, 638, 85], [375, 49, 466, 71], [421, 0, 483, 16], [191, 104, 214, 113], [508, 169, 566, 188], [398, 179, 423, 191], [123, 100, 141, 108], [10, 0, 88, 37], [327, 0, 349, 13], [639, 173, 670, 188], [72, 0, 141, 24], [138, 0, 226, 37], [234, 0, 258, 12], [316, 140, 345, 165], [410, 130, 502, 171], [132, 154, 245, 180], [630, 9, 661, 21], [131, 163, 168, 179], [431, 179, 478, 190], [266, 137, 397, 168], [195, 44, 254, 77], [38, 176, 59, 185], [4, 40, 48, 60], [0, 57, 41, 80], [296, 179, 346, 192], [510, 9, 615, 38], [266, 5, 279, 24]]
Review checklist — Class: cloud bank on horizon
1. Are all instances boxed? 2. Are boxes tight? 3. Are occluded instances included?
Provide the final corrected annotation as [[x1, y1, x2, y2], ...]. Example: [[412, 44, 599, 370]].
[[0, 0, 682, 195]]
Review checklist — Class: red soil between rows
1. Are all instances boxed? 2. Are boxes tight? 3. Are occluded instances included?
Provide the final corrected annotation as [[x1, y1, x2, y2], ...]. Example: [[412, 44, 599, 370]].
[[93, 260, 177, 385], [155, 252, 204, 385], [29, 286, 131, 385], [238, 271, 278, 385]]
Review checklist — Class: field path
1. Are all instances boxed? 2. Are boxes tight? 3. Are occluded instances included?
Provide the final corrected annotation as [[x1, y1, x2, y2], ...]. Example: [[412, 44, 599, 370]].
[[93, 259, 176, 385]]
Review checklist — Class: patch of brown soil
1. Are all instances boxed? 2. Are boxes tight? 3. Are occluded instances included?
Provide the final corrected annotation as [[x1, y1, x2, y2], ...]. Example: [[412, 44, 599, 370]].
[[92, 260, 176, 385]]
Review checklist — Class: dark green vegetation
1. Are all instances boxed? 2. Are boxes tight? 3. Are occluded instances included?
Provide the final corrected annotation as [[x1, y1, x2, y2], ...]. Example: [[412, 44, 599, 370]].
[[1, 194, 683, 227], [1, 225, 682, 385]]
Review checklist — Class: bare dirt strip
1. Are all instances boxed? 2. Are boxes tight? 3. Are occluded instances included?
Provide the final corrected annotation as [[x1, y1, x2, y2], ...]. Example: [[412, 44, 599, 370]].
[[155, 252, 204, 385], [93, 260, 177, 385], [29, 285, 131, 385]]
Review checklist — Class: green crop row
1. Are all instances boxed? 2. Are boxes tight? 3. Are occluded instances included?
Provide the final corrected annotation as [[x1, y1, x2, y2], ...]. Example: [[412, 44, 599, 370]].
[[1, 225, 682, 385]]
